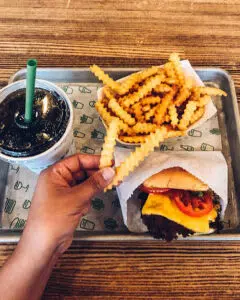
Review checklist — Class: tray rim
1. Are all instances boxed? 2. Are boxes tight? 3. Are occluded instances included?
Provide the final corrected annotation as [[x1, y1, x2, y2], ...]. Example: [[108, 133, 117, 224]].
[[2, 67, 240, 243], [8, 66, 234, 84], [1, 230, 240, 243]]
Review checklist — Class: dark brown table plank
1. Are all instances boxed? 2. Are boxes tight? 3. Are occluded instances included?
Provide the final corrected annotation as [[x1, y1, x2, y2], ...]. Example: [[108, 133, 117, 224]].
[[1, 241, 240, 299]]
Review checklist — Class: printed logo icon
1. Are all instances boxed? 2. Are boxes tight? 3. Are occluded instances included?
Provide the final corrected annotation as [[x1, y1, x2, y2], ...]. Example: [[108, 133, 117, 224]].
[[62, 86, 73, 94], [10, 165, 20, 173], [73, 129, 86, 138], [10, 217, 26, 229], [200, 143, 214, 151], [80, 218, 95, 231], [72, 100, 84, 109], [79, 86, 91, 93], [180, 145, 194, 151], [112, 197, 121, 209], [188, 129, 202, 137], [104, 218, 118, 231], [22, 200, 31, 209], [92, 198, 105, 211], [4, 198, 16, 214], [14, 181, 29, 192], [89, 100, 96, 107], [91, 129, 104, 140], [80, 114, 94, 124], [160, 144, 174, 151], [210, 128, 221, 135], [81, 146, 95, 154]]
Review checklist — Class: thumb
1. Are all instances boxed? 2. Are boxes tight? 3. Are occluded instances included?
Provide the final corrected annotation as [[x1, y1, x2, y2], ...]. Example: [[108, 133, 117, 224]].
[[71, 167, 115, 202]]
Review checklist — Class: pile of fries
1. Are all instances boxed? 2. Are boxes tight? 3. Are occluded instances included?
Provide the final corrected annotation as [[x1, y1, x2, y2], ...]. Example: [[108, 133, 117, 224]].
[[90, 53, 227, 190]]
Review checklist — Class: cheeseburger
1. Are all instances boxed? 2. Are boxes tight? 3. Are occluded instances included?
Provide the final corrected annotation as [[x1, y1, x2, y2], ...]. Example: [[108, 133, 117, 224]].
[[139, 167, 222, 241]]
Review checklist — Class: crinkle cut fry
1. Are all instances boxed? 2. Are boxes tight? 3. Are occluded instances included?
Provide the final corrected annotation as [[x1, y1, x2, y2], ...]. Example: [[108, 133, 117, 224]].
[[154, 84, 172, 93], [103, 86, 116, 100], [169, 53, 185, 86], [108, 98, 136, 126], [190, 107, 205, 124], [174, 86, 191, 107], [189, 89, 201, 101], [119, 135, 149, 144], [165, 129, 186, 138], [95, 101, 128, 131], [119, 130, 186, 144], [154, 87, 176, 125], [132, 102, 144, 122], [162, 78, 178, 85], [99, 119, 120, 169], [95, 100, 114, 125], [196, 95, 211, 107], [120, 66, 160, 94], [145, 106, 157, 121], [164, 62, 177, 79], [133, 122, 157, 134], [142, 104, 151, 112], [120, 124, 135, 136], [168, 104, 178, 127], [90, 65, 121, 93], [140, 96, 161, 106], [193, 86, 227, 97], [164, 115, 170, 123], [178, 101, 197, 130], [105, 127, 167, 190], [120, 73, 165, 107]]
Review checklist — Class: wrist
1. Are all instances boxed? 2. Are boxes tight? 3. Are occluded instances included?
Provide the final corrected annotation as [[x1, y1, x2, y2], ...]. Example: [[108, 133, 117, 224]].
[[16, 222, 60, 268]]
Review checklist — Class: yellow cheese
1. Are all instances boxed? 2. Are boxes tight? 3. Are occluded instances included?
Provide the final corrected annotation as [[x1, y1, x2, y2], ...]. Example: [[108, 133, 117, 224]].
[[142, 193, 217, 233]]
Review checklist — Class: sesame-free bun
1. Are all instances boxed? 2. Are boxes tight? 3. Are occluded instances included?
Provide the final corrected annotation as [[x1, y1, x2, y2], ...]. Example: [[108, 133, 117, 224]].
[[143, 167, 209, 191]]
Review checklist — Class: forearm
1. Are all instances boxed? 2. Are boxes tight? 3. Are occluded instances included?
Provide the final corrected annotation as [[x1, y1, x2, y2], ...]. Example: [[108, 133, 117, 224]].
[[0, 226, 59, 300]]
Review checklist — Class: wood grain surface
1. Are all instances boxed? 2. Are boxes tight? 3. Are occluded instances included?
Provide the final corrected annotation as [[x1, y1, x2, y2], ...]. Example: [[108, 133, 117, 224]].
[[0, 0, 240, 299]]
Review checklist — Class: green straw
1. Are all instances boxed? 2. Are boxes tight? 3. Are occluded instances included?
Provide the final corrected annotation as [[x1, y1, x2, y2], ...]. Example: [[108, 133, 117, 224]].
[[25, 59, 37, 123]]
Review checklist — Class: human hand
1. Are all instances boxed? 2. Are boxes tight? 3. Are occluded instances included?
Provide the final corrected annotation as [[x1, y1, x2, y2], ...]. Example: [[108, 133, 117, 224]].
[[22, 154, 115, 256]]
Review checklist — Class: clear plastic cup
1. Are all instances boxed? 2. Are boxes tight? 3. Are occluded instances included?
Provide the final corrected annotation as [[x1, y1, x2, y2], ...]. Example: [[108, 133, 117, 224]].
[[0, 79, 74, 173]]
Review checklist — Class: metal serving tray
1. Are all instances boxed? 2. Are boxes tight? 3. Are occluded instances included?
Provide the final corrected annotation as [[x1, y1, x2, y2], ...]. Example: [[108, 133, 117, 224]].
[[0, 67, 239, 242]]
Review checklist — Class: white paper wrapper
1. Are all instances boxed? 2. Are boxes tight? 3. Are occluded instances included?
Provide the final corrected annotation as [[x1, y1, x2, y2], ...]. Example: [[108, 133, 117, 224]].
[[115, 148, 228, 233], [180, 60, 217, 131], [97, 60, 217, 145]]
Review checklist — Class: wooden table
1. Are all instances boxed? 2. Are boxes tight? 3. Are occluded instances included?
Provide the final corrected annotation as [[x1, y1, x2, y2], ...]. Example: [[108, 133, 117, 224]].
[[0, 1, 240, 299]]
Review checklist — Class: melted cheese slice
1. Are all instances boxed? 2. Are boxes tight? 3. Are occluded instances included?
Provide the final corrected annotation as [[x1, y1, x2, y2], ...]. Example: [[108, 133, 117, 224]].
[[142, 193, 217, 233]]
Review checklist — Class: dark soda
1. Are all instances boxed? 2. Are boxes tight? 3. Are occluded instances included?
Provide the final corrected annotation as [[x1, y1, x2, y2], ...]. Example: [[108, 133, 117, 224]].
[[0, 88, 70, 157]]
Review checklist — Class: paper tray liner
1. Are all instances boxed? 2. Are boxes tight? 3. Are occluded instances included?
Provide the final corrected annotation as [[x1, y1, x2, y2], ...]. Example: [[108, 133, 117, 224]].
[[1, 82, 237, 233]]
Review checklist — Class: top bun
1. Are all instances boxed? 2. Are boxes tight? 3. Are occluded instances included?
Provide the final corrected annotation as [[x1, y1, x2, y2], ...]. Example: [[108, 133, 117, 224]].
[[143, 167, 209, 191]]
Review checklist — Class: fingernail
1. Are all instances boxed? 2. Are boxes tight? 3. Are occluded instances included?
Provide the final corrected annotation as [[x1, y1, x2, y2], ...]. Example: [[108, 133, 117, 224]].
[[101, 167, 115, 182]]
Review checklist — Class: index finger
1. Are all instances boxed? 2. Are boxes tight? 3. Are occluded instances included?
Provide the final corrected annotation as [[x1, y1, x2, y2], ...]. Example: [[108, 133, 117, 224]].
[[54, 154, 101, 173]]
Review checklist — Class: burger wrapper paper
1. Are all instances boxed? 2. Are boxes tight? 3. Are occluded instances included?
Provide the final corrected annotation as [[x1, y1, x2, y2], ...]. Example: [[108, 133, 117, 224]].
[[115, 149, 228, 232], [97, 60, 217, 146]]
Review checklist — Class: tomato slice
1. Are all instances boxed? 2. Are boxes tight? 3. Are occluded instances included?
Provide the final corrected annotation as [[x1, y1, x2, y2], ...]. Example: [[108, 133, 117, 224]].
[[139, 185, 170, 194], [172, 190, 213, 217]]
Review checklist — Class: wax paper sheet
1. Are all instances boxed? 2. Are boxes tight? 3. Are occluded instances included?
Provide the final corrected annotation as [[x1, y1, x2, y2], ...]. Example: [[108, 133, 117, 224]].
[[0, 80, 231, 233]]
